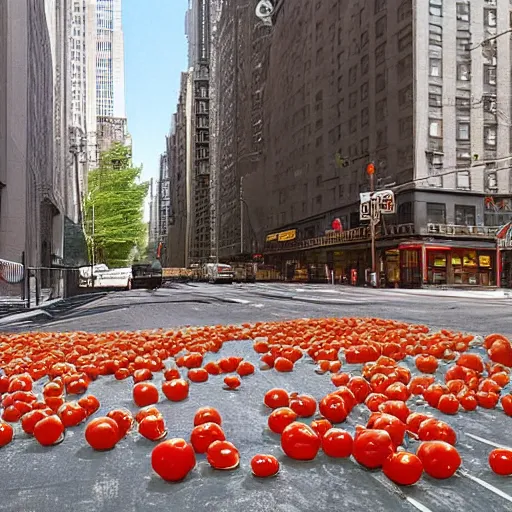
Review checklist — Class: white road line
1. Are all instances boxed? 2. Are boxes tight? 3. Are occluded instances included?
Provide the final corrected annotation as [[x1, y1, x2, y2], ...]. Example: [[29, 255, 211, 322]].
[[226, 298, 251, 305], [460, 470, 512, 504], [466, 433, 509, 449], [406, 497, 434, 512]]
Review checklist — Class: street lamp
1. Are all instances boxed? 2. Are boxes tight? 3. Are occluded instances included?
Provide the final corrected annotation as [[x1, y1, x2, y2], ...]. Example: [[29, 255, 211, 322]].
[[69, 132, 86, 226], [366, 162, 378, 287]]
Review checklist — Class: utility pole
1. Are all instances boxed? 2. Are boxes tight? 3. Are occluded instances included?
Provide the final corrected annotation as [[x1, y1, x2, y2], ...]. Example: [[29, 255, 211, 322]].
[[367, 162, 378, 287], [240, 175, 244, 255]]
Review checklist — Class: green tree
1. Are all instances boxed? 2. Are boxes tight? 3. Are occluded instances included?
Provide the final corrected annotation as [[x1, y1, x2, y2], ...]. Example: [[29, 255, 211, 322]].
[[84, 143, 149, 268]]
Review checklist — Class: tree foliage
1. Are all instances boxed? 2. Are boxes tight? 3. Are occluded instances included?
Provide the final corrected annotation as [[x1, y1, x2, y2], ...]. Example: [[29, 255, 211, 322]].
[[84, 143, 149, 268]]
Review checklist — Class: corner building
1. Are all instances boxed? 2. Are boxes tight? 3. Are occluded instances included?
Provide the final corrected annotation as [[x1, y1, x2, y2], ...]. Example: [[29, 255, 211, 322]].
[[255, 0, 512, 287]]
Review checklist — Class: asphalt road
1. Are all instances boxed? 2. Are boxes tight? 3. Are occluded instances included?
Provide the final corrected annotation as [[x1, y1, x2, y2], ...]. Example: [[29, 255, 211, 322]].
[[1, 284, 512, 512]]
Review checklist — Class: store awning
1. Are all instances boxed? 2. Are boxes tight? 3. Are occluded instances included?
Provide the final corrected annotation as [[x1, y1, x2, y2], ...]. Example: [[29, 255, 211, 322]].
[[399, 240, 496, 251]]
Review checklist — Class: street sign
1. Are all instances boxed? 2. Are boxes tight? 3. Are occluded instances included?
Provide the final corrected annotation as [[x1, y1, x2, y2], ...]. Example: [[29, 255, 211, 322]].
[[360, 193, 371, 221], [373, 189, 396, 214], [360, 190, 396, 221]]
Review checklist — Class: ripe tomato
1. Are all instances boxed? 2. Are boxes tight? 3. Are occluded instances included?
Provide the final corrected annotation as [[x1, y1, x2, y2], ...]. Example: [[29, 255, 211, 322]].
[[417, 418, 457, 446], [332, 386, 356, 412], [114, 368, 130, 380], [152, 438, 196, 481], [408, 375, 435, 395], [459, 392, 478, 411], [347, 376, 371, 403], [223, 375, 241, 389], [437, 394, 460, 415], [365, 393, 388, 412], [0, 422, 14, 447], [33, 415, 65, 446], [163, 367, 181, 381], [476, 391, 500, 409], [378, 400, 410, 424], [457, 353, 484, 374], [488, 339, 512, 368], [319, 394, 349, 424], [406, 412, 431, 434], [107, 408, 134, 438], [416, 441, 461, 479], [237, 361, 255, 377], [383, 452, 423, 486], [289, 394, 316, 417], [251, 454, 280, 477], [281, 422, 321, 460], [501, 394, 512, 416], [139, 415, 167, 441], [331, 373, 350, 387], [423, 383, 448, 408], [190, 422, 226, 453], [133, 368, 153, 383], [162, 379, 189, 402], [322, 428, 353, 458], [489, 448, 512, 476], [264, 388, 289, 409], [206, 440, 240, 470], [77, 395, 100, 417], [194, 407, 222, 426], [135, 406, 162, 424], [415, 355, 438, 374], [2, 405, 21, 423], [268, 407, 298, 434], [188, 368, 209, 383], [57, 401, 87, 428], [133, 382, 159, 407], [85, 417, 120, 451], [21, 409, 50, 435], [367, 412, 406, 447], [274, 357, 294, 372], [352, 429, 394, 469], [311, 418, 333, 437]]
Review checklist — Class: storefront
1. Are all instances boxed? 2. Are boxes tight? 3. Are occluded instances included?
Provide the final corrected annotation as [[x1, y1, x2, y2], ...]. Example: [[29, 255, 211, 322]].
[[497, 222, 512, 288], [399, 241, 497, 287]]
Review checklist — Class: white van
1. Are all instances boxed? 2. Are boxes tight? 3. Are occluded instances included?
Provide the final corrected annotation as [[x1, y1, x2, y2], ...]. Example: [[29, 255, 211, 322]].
[[203, 263, 234, 284]]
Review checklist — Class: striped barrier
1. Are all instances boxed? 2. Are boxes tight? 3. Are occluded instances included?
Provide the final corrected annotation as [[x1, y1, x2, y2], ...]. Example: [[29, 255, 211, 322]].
[[0, 259, 24, 284]]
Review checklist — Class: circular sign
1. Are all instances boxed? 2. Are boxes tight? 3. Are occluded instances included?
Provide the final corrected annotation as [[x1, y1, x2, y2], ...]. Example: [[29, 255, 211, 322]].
[[366, 163, 375, 175]]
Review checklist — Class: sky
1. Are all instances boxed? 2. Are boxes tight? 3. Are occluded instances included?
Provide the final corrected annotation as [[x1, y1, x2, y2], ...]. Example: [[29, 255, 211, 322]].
[[123, 0, 189, 219]]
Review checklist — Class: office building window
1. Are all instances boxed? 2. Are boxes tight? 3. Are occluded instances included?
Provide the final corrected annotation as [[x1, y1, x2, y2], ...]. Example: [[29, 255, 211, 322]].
[[429, 0, 443, 17], [456, 171, 471, 191], [427, 203, 446, 224], [484, 65, 497, 85], [429, 119, 443, 138], [429, 93, 442, 107], [457, 63, 471, 81], [457, 122, 470, 141], [430, 58, 442, 77], [456, 3, 470, 21], [429, 24, 442, 46], [484, 125, 497, 147], [484, 8, 497, 27], [455, 204, 476, 225]]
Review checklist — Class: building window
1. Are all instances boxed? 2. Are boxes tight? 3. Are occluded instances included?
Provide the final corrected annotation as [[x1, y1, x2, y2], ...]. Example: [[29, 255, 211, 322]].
[[429, 119, 443, 138], [349, 116, 358, 133], [457, 63, 471, 81], [398, 202, 413, 224], [349, 65, 357, 85], [398, 28, 413, 51], [375, 0, 386, 14], [456, 3, 470, 21], [397, 54, 412, 81], [361, 54, 369, 75], [457, 122, 470, 141], [455, 204, 476, 225], [429, 58, 442, 77], [376, 99, 387, 121], [456, 171, 471, 191], [456, 96, 471, 110], [429, 24, 442, 46], [375, 43, 386, 66], [361, 137, 369, 154], [484, 125, 497, 147], [456, 36, 471, 51], [361, 107, 369, 127], [376, 16, 386, 38], [360, 82, 369, 101], [376, 73, 386, 93], [429, 0, 443, 17], [429, 93, 442, 107], [427, 203, 446, 224], [398, 84, 413, 107], [349, 91, 358, 108], [484, 65, 497, 85], [485, 169, 498, 192], [484, 8, 497, 27]]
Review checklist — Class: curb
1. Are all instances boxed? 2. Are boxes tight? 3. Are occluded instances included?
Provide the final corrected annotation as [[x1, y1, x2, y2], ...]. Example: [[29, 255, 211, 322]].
[[0, 309, 53, 327]]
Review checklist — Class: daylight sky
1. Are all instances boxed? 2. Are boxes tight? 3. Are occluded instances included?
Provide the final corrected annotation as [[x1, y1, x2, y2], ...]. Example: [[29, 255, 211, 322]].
[[123, 0, 189, 218]]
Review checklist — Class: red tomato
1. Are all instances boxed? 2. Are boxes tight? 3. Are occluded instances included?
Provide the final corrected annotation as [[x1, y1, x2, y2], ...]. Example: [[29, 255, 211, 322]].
[[352, 429, 394, 469], [456, 353, 484, 374], [85, 417, 120, 450], [408, 376, 435, 395], [459, 392, 478, 412], [383, 451, 423, 486], [331, 386, 356, 412], [311, 418, 333, 438], [488, 339, 512, 368], [476, 391, 500, 409], [331, 373, 350, 387], [437, 394, 460, 415], [107, 408, 134, 438], [268, 407, 297, 434], [416, 441, 461, 479], [365, 393, 388, 412], [139, 415, 167, 441], [163, 367, 181, 381], [322, 428, 353, 458], [378, 400, 410, 424], [281, 422, 321, 460], [194, 407, 222, 426], [223, 375, 241, 389], [415, 355, 438, 374], [133, 382, 159, 407], [33, 415, 65, 446], [57, 401, 87, 428], [133, 368, 153, 383], [0, 422, 14, 447], [423, 383, 448, 408], [77, 395, 100, 417], [206, 440, 240, 470], [188, 368, 209, 383], [274, 357, 294, 372], [190, 422, 226, 453], [501, 394, 512, 416], [151, 438, 196, 481], [135, 406, 162, 424], [406, 412, 431, 435], [2, 405, 21, 423], [162, 379, 189, 402], [264, 388, 289, 409], [21, 409, 50, 435], [347, 376, 372, 403], [251, 454, 280, 477], [289, 394, 316, 418], [489, 448, 512, 476], [367, 412, 406, 447], [237, 361, 255, 377], [114, 368, 130, 380], [417, 418, 457, 446], [319, 394, 349, 424]]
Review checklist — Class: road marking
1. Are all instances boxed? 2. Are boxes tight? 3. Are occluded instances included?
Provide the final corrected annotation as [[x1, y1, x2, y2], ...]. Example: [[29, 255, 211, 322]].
[[406, 497, 433, 512], [459, 470, 512, 504], [466, 433, 509, 449], [226, 298, 251, 304]]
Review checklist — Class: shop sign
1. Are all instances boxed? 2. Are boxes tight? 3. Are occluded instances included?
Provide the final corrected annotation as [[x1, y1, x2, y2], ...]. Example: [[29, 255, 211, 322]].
[[496, 221, 512, 249], [479, 255, 491, 267], [277, 229, 297, 242], [360, 190, 396, 221], [266, 233, 278, 242]]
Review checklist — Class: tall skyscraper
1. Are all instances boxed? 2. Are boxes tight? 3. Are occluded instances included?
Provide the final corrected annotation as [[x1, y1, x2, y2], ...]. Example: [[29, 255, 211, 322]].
[[85, 0, 128, 168]]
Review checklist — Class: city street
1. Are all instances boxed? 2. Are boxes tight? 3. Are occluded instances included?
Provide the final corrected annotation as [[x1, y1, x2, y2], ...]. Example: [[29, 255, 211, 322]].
[[1, 284, 512, 511], [4, 282, 512, 337]]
